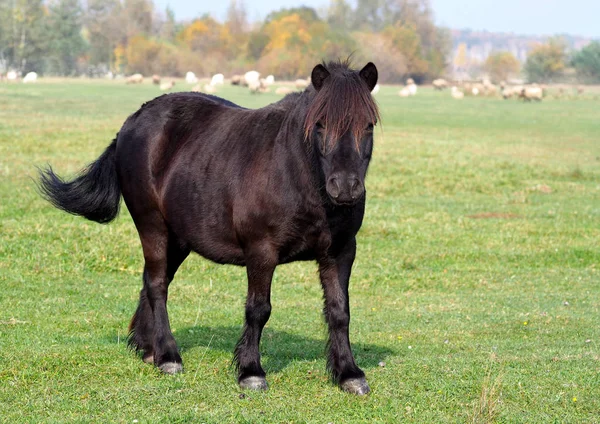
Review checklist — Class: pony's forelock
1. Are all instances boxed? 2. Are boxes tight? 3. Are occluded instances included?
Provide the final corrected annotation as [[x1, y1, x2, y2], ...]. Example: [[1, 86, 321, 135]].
[[304, 60, 379, 149]]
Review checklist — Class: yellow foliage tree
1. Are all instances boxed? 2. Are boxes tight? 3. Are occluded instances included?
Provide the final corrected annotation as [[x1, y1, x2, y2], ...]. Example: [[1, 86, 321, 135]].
[[113, 43, 127, 73], [126, 35, 161, 75], [485, 51, 520, 82]]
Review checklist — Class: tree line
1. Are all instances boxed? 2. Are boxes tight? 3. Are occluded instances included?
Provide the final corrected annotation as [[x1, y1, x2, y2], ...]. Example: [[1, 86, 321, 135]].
[[0, 0, 453, 82], [1, 0, 598, 83]]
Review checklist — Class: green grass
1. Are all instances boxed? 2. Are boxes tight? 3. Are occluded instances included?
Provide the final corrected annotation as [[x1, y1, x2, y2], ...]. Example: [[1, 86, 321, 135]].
[[1, 79, 599, 423]]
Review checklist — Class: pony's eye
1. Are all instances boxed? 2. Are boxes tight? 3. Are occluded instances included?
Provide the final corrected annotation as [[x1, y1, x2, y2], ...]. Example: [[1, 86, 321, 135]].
[[366, 123, 374, 131], [316, 122, 325, 130]]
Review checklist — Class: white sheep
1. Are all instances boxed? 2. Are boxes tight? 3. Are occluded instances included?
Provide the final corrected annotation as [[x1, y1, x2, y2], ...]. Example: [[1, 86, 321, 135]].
[[275, 86, 294, 95], [519, 86, 543, 101], [159, 81, 175, 91], [126, 73, 143, 84], [295, 78, 310, 89], [23, 72, 37, 83], [432, 78, 448, 90], [185, 71, 198, 84], [451, 86, 464, 99], [244, 71, 260, 87], [203, 84, 217, 94], [399, 87, 411, 97], [210, 73, 224, 86]]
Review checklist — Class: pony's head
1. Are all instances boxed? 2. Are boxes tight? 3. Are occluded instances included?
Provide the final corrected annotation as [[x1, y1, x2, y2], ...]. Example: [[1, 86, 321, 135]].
[[305, 60, 379, 206]]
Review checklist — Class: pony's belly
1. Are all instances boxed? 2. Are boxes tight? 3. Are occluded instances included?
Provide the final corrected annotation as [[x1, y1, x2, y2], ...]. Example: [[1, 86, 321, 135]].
[[187, 237, 246, 266]]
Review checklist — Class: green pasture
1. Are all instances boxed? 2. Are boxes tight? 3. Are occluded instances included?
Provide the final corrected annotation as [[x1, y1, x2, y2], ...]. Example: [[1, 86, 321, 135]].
[[0, 79, 599, 422]]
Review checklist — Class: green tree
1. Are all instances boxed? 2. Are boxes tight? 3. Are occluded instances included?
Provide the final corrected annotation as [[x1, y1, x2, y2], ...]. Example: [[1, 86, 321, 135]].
[[47, 0, 87, 75], [159, 6, 178, 43], [485, 51, 520, 82], [85, 0, 124, 69], [327, 0, 353, 31], [0, 0, 47, 72], [572, 41, 600, 83], [264, 6, 320, 25], [524, 38, 567, 83]]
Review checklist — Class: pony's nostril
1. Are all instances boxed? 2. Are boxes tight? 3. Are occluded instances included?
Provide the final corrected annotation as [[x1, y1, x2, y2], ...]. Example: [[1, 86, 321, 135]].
[[327, 178, 341, 198], [349, 178, 361, 196]]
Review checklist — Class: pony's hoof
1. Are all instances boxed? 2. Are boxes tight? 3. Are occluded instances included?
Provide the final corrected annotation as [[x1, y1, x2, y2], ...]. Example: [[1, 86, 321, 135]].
[[142, 353, 154, 364], [239, 376, 268, 391], [341, 378, 370, 395], [158, 362, 183, 374]]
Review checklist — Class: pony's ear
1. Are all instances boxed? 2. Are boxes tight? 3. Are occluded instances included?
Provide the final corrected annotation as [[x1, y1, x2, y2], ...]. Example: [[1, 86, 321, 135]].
[[359, 62, 378, 92], [311, 64, 330, 91]]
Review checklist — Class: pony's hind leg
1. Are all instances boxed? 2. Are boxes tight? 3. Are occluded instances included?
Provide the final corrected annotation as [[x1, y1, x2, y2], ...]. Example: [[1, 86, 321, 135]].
[[234, 243, 277, 390], [129, 221, 189, 373]]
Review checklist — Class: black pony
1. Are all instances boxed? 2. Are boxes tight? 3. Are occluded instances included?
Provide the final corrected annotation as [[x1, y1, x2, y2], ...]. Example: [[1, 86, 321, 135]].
[[39, 60, 380, 395]]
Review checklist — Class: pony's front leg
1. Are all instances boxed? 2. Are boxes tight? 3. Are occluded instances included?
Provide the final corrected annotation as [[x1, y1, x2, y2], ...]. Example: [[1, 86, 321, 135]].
[[318, 237, 369, 395], [234, 244, 277, 390]]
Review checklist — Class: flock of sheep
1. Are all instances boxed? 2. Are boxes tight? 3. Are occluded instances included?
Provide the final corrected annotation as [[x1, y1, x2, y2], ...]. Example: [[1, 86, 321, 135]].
[[123, 70, 310, 95], [0, 70, 38, 83], [403, 77, 588, 101], [2, 69, 592, 102]]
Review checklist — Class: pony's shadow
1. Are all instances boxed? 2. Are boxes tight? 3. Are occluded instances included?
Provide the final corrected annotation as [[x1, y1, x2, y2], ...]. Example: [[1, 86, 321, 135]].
[[173, 325, 395, 374]]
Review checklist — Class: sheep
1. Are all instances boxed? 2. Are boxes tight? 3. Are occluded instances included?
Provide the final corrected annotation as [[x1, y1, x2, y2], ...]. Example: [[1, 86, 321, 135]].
[[432, 78, 448, 90], [185, 71, 198, 84], [231, 75, 242, 85], [398, 87, 411, 97], [159, 80, 175, 91], [371, 83, 380, 95], [203, 84, 217, 93], [244, 70, 260, 87], [502, 87, 515, 99], [152, 75, 161, 85], [275, 86, 294, 95], [211, 73, 224, 86], [295, 78, 310, 89], [518, 86, 543, 101], [451, 86, 464, 99], [248, 78, 269, 94], [264, 75, 275, 85], [22, 72, 37, 83], [405, 78, 417, 96], [7, 71, 18, 81], [482, 80, 498, 96], [470, 83, 485, 96], [126, 73, 144, 84]]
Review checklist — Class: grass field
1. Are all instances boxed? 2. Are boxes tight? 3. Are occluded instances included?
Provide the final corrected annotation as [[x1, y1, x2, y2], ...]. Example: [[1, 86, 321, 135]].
[[1, 78, 599, 423]]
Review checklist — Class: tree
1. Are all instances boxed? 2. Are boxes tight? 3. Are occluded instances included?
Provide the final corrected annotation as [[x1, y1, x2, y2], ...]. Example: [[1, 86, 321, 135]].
[[264, 6, 320, 25], [46, 0, 87, 75], [524, 38, 567, 83], [383, 23, 428, 79], [0, 0, 47, 73], [85, 0, 125, 70], [453, 42, 468, 70], [485, 51, 520, 82], [327, 0, 353, 32], [572, 41, 600, 83]]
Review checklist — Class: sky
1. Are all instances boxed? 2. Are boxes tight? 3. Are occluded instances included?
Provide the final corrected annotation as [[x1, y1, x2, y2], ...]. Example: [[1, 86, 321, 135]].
[[154, 0, 600, 38]]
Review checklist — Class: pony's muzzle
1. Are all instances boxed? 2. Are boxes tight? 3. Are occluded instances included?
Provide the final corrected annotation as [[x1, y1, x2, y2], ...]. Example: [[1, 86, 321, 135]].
[[326, 174, 364, 205]]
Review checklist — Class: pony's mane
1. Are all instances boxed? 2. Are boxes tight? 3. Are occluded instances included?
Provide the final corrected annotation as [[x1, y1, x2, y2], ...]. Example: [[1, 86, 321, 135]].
[[304, 59, 380, 149]]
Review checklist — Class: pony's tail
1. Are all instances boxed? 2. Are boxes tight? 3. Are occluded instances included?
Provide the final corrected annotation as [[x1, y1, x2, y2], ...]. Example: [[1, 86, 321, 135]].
[[38, 138, 121, 224]]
